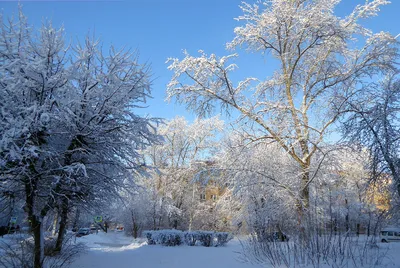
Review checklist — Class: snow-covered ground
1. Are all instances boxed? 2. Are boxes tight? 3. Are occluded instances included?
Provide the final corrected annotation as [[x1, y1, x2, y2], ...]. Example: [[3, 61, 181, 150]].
[[1, 231, 400, 268], [71, 232, 262, 268], [69, 232, 400, 268]]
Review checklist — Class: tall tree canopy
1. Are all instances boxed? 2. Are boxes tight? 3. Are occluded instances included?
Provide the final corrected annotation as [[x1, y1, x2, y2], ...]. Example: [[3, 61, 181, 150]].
[[0, 11, 160, 268], [167, 0, 398, 219]]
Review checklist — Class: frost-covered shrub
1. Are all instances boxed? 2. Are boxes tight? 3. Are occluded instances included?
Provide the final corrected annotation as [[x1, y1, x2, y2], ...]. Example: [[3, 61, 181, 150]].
[[0, 235, 33, 268], [143, 231, 155, 245], [195, 231, 232, 247], [144, 230, 232, 247], [241, 233, 388, 268], [196, 231, 214, 247], [160, 231, 182, 246], [143, 230, 183, 246], [0, 233, 85, 268], [214, 232, 232, 247], [183, 232, 197, 246]]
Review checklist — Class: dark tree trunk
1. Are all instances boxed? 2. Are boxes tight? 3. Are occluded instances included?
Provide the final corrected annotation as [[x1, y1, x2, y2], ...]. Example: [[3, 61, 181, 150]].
[[55, 198, 69, 252], [54, 137, 79, 251], [153, 211, 156, 230], [24, 177, 44, 268], [367, 212, 371, 237], [345, 199, 350, 232], [73, 207, 80, 231], [131, 210, 138, 238], [31, 219, 43, 268], [173, 219, 178, 229], [133, 223, 138, 239]]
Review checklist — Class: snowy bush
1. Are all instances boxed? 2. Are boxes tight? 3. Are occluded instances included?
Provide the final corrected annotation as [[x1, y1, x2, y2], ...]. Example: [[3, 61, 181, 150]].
[[196, 231, 214, 247], [161, 232, 182, 246], [143, 230, 232, 247], [143, 230, 183, 246], [44, 234, 86, 268], [144, 231, 155, 245], [0, 233, 85, 268], [0, 235, 33, 268], [241, 233, 389, 268], [183, 232, 197, 246], [214, 232, 232, 247]]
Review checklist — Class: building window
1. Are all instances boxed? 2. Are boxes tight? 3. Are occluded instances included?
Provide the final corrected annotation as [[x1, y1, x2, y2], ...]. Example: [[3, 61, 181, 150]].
[[211, 194, 217, 201], [200, 194, 206, 201]]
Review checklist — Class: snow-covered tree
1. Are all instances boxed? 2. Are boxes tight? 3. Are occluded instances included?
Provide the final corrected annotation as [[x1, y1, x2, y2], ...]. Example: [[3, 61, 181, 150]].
[[0, 11, 160, 267], [0, 12, 71, 267], [216, 134, 300, 235], [119, 190, 154, 238], [217, 128, 393, 238], [51, 33, 160, 251], [143, 116, 224, 230], [167, 0, 398, 222], [342, 73, 400, 199], [310, 148, 371, 234]]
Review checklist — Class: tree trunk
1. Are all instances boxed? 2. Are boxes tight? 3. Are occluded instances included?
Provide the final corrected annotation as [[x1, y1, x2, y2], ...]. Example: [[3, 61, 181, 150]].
[[173, 219, 178, 229], [188, 216, 193, 232], [133, 223, 138, 239], [24, 177, 44, 268], [153, 210, 157, 230], [334, 218, 338, 235], [51, 210, 58, 237], [73, 208, 80, 231], [31, 219, 44, 268], [131, 210, 138, 238], [27, 205, 44, 268], [367, 212, 371, 237], [345, 199, 350, 232], [297, 169, 310, 227], [55, 198, 69, 252], [300, 170, 310, 208]]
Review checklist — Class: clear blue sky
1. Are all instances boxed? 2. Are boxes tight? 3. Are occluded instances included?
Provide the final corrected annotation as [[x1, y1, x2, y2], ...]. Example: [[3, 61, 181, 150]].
[[1, 0, 399, 122]]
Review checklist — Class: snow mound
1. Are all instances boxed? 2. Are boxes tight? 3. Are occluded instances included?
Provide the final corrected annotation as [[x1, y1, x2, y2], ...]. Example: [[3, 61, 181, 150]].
[[75, 232, 146, 252]]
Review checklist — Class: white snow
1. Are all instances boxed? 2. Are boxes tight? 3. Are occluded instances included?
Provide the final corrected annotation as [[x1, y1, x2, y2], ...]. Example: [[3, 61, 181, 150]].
[[385, 243, 400, 266], [74, 231, 146, 252], [71, 232, 400, 268], [2, 232, 400, 268], [71, 232, 262, 268]]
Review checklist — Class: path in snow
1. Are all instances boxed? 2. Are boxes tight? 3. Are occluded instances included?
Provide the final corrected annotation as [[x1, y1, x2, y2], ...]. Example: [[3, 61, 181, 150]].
[[71, 232, 262, 268]]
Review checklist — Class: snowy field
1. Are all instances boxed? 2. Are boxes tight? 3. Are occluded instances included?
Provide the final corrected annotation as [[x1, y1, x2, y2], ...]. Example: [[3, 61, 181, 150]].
[[71, 232, 262, 268], [70, 232, 400, 268]]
